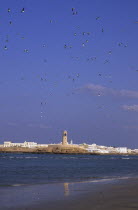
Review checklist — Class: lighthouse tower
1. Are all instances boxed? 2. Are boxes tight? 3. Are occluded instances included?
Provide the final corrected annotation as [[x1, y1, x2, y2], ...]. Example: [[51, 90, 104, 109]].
[[62, 130, 68, 145]]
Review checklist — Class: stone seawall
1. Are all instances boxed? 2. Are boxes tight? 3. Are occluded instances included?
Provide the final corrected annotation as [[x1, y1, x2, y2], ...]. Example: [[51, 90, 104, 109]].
[[0, 146, 137, 155], [0, 145, 88, 154], [47, 145, 88, 154]]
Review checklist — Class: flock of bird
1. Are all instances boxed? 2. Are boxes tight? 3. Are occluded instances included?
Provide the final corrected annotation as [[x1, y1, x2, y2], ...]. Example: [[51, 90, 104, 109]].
[[2, 5, 134, 119]]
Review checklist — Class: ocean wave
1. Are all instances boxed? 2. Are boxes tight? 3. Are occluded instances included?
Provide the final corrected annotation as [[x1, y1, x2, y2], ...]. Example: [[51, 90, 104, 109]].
[[1, 156, 39, 159], [0, 175, 137, 188], [11, 184, 25, 187], [83, 176, 131, 184]]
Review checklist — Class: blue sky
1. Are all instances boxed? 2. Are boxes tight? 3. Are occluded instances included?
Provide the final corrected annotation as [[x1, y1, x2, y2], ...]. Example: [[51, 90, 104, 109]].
[[0, 0, 138, 148]]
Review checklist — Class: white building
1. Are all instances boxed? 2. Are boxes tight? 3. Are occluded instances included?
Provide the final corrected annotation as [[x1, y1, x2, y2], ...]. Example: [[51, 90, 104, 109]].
[[87, 148, 109, 153], [23, 141, 37, 148], [70, 140, 73, 145], [87, 144, 97, 150], [133, 149, 138, 153], [4, 141, 37, 148], [86, 144, 128, 154], [37, 144, 48, 148], [116, 147, 128, 154], [3, 141, 11, 147], [4, 141, 22, 147]]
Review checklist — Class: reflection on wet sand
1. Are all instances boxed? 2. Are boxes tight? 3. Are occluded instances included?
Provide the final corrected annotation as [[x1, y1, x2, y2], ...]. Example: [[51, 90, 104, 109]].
[[62, 177, 130, 198], [64, 183, 70, 196]]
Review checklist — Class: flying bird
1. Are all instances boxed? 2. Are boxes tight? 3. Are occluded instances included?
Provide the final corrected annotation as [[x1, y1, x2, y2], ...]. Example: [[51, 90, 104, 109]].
[[96, 16, 100, 20], [21, 8, 25, 13]]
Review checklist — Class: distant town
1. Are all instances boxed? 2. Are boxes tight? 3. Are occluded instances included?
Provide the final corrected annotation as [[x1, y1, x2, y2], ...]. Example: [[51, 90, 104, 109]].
[[0, 131, 138, 155]]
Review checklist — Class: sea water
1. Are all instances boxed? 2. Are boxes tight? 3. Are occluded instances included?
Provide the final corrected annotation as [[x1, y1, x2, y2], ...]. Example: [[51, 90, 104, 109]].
[[0, 153, 138, 186]]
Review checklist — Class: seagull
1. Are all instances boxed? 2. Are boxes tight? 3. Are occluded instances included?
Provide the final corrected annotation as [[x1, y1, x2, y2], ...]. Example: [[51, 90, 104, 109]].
[[104, 59, 109, 64], [96, 16, 100, 20], [118, 42, 123, 46], [21, 8, 25, 13], [24, 49, 28, 52]]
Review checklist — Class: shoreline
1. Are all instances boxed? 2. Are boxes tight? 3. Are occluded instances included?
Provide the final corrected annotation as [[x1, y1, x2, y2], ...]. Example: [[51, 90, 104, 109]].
[[0, 149, 137, 155], [0, 177, 138, 210], [0, 175, 132, 187]]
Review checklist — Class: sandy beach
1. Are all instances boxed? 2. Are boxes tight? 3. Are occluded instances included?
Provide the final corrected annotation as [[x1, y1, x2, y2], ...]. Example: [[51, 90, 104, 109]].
[[0, 177, 138, 210]]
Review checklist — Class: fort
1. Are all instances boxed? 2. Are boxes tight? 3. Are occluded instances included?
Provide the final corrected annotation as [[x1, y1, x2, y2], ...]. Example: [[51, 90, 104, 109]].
[[0, 130, 138, 155]]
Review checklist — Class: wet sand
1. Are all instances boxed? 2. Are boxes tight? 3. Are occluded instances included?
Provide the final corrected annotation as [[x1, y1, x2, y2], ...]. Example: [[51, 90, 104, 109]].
[[1, 177, 138, 210]]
